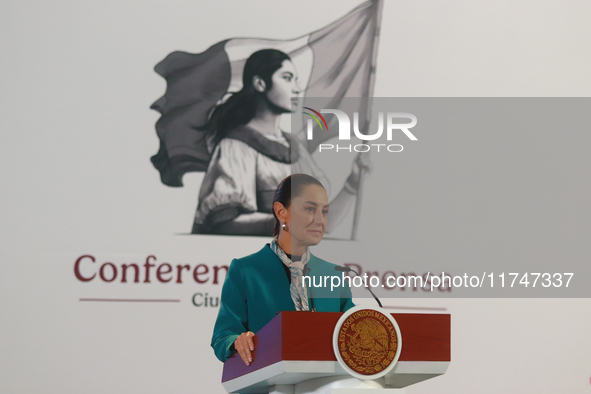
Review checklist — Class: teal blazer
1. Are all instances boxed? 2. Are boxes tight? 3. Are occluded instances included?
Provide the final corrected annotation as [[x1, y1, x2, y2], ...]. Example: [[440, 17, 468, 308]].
[[211, 244, 355, 362]]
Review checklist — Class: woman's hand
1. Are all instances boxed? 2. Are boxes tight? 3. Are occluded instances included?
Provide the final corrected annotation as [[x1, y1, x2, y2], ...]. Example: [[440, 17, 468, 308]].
[[345, 152, 373, 194], [234, 331, 256, 365]]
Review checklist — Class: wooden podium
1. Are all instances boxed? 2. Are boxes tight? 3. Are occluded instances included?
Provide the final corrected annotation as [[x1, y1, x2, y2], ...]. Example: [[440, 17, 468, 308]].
[[222, 311, 450, 394]]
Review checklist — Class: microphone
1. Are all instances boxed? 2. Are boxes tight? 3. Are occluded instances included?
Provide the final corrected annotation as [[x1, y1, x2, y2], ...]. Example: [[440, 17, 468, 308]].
[[302, 265, 316, 312], [335, 266, 383, 308]]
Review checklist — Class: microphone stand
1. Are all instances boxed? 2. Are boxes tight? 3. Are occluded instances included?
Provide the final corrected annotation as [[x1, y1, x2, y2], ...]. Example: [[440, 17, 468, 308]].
[[335, 266, 383, 308]]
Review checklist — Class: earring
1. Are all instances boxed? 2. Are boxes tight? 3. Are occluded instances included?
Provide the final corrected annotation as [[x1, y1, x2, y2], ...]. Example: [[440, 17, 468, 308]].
[[281, 223, 288, 232]]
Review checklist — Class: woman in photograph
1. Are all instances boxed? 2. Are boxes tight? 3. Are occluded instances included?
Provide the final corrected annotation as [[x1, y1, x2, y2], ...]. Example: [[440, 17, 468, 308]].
[[192, 49, 370, 235], [210, 174, 355, 364]]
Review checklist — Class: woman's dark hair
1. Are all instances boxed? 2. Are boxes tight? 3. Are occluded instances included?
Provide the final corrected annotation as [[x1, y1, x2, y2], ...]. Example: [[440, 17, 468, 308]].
[[272, 174, 325, 237], [203, 49, 291, 149]]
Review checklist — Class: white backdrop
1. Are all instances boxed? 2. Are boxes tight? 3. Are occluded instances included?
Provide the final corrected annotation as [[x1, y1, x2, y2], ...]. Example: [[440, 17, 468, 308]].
[[1, 1, 591, 393]]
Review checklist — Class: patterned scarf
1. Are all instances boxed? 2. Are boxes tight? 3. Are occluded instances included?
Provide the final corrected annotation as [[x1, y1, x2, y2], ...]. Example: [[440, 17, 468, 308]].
[[270, 238, 310, 311]]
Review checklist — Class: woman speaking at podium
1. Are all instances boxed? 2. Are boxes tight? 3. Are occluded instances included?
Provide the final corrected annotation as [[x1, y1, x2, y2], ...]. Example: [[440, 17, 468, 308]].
[[211, 174, 355, 365]]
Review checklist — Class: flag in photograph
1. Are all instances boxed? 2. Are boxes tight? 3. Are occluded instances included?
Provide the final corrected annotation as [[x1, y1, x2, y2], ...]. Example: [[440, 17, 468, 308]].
[[151, 0, 383, 186]]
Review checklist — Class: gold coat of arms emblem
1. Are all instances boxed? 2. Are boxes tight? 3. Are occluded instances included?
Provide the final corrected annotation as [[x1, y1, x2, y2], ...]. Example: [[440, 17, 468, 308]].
[[333, 306, 402, 379]]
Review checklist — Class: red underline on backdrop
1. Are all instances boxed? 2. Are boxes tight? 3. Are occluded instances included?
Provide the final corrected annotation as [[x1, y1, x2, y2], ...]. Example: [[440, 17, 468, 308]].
[[79, 298, 180, 303]]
